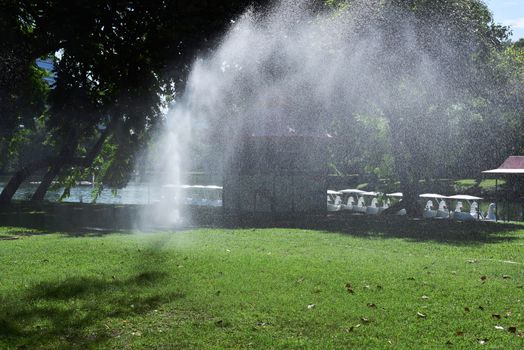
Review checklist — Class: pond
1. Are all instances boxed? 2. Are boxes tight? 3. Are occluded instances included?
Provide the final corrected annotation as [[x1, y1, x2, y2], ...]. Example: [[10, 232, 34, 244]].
[[0, 179, 161, 204]]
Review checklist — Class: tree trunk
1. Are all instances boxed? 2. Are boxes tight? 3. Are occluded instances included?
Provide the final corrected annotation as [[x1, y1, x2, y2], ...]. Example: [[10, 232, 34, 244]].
[[30, 162, 63, 201], [31, 126, 113, 202], [0, 157, 58, 204], [399, 180, 422, 217], [0, 123, 114, 205], [386, 114, 423, 218], [31, 132, 79, 201]]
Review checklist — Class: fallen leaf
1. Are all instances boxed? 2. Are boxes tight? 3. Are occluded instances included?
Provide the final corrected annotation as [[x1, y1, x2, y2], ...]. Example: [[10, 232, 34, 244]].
[[477, 338, 488, 345], [508, 326, 517, 333], [464, 307, 470, 312], [495, 325, 504, 330], [421, 295, 429, 300], [416, 312, 427, 319], [455, 331, 464, 336], [492, 314, 501, 320], [307, 304, 316, 309]]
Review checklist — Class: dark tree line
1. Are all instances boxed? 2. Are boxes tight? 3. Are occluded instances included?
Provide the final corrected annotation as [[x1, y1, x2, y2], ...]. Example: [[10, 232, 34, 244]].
[[0, 0, 274, 204]]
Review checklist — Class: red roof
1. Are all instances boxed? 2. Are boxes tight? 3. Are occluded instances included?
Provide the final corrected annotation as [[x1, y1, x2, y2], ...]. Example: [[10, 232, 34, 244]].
[[482, 156, 524, 174]]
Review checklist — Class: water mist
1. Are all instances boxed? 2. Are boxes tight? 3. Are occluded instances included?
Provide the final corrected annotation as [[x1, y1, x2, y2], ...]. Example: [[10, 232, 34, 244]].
[[142, 0, 495, 225]]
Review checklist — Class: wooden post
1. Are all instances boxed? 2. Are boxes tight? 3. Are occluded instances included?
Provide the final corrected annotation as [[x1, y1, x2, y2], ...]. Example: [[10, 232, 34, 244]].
[[495, 178, 498, 222]]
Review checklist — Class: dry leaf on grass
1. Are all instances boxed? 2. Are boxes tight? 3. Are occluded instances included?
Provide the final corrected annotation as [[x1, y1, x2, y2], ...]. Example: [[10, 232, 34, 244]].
[[360, 317, 370, 324]]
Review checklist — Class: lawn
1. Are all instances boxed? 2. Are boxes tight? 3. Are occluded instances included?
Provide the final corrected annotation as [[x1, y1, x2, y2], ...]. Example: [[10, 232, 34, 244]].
[[1, 220, 523, 349]]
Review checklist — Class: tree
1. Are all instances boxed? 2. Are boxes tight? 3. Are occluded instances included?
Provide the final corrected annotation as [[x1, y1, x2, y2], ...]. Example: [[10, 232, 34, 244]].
[[0, 0, 272, 204], [325, 0, 512, 215], [0, 1, 49, 172]]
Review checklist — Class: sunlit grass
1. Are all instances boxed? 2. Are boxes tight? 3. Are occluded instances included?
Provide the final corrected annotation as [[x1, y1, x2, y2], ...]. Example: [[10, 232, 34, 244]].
[[0, 224, 523, 349], [454, 178, 506, 191]]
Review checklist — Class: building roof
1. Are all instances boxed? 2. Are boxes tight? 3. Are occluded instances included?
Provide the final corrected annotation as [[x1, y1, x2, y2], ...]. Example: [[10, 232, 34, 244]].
[[482, 156, 524, 174]]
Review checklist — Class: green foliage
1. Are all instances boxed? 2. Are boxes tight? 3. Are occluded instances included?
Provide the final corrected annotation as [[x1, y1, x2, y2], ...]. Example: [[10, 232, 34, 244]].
[[324, 0, 520, 192], [1, 0, 272, 200]]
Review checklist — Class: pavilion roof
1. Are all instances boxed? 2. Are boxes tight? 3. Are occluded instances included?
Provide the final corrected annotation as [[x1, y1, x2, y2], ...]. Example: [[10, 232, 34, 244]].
[[482, 156, 524, 174]]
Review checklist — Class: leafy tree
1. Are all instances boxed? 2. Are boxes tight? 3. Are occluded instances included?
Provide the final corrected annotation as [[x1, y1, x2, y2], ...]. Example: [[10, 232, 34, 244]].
[[326, 0, 512, 215], [0, 0, 271, 204], [0, 1, 49, 172]]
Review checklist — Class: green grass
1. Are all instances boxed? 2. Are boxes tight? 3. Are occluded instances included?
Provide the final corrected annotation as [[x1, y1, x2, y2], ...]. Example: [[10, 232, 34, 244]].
[[454, 179, 506, 191], [1, 222, 524, 349]]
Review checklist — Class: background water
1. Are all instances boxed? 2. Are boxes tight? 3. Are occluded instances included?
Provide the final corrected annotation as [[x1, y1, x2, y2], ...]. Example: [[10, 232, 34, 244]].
[[0, 180, 158, 204], [0, 173, 223, 205]]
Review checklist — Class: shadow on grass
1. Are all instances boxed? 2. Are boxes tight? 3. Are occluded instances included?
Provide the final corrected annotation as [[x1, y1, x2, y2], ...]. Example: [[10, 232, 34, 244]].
[[223, 213, 523, 246], [0, 264, 183, 348], [0, 201, 144, 234], [1, 201, 522, 246]]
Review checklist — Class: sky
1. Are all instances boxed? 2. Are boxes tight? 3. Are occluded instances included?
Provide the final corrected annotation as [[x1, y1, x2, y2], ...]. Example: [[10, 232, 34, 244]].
[[485, 0, 524, 40]]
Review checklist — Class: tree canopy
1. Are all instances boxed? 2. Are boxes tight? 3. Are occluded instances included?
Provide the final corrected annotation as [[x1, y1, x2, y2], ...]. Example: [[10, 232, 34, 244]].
[[0, 0, 272, 203], [1, 0, 523, 213]]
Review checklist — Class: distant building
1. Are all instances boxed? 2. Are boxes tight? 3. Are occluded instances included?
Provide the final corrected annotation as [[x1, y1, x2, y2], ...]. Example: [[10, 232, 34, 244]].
[[223, 134, 329, 215]]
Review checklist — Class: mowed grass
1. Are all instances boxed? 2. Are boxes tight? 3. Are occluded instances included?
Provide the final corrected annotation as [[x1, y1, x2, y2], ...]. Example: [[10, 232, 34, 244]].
[[1, 223, 524, 349]]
